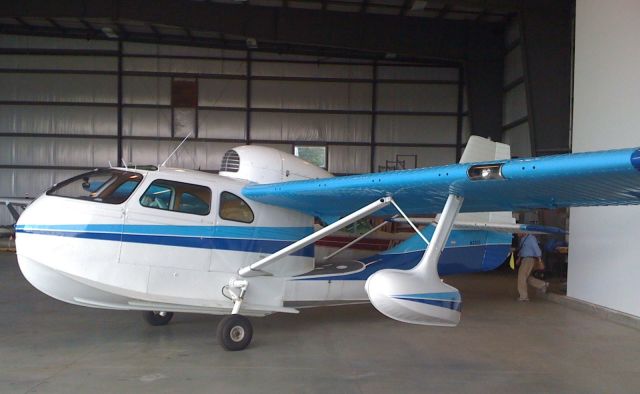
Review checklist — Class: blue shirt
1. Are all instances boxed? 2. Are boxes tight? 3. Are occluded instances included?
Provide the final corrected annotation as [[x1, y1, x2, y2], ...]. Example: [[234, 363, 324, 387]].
[[519, 235, 541, 258]]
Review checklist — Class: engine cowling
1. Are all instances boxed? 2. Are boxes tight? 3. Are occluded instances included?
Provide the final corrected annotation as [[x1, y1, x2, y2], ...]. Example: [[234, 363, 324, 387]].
[[219, 146, 333, 184]]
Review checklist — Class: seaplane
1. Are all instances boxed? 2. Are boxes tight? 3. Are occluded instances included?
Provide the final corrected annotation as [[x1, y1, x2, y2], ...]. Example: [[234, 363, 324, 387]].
[[14, 136, 640, 350]]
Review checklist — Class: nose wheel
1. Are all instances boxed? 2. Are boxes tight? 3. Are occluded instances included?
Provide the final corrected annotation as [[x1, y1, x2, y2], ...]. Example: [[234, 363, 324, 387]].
[[217, 314, 253, 351]]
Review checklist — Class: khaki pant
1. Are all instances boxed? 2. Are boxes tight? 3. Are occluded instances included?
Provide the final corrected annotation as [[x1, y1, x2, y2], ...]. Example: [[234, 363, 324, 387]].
[[517, 257, 546, 300]]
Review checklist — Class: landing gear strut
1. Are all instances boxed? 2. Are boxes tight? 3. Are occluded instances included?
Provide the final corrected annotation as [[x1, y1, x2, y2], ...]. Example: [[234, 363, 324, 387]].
[[217, 278, 253, 350], [217, 314, 253, 351], [142, 311, 174, 326]]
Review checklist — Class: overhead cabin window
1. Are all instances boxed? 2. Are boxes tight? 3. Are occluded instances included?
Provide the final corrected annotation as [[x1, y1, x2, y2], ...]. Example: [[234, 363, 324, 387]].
[[47, 169, 143, 204], [467, 164, 505, 181], [219, 192, 254, 223], [140, 180, 211, 216]]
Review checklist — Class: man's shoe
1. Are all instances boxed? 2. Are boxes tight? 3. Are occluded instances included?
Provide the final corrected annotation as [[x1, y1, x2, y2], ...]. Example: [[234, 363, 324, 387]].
[[538, 282, 550, 295], [517, 297, 529, 302]]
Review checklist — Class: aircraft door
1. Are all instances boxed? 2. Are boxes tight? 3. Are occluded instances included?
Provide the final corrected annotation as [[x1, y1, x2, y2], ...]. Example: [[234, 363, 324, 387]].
[[120, 178, 214, 271]]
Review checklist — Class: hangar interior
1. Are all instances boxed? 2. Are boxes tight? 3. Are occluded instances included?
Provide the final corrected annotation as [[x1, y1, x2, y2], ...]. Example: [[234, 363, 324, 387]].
[[1, 0, 639, 392]]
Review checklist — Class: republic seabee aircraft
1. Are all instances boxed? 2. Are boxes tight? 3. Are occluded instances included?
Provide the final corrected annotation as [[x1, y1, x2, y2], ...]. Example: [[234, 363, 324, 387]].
[[15, 136, 640, 350]]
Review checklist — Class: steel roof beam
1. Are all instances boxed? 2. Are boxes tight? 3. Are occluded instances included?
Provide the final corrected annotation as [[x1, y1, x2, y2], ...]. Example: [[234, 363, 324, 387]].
[[0, 0, 504, 62]]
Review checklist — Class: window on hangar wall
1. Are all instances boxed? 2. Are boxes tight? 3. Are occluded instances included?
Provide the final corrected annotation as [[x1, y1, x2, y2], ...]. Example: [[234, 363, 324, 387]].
[[294, 146, 327, 169], [171, 78, 198, 138]]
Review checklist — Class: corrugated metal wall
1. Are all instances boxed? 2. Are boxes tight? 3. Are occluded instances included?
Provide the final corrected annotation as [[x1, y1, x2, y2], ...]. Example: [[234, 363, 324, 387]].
[[0, 34, 469, 225], [502, 17, 531, 158]]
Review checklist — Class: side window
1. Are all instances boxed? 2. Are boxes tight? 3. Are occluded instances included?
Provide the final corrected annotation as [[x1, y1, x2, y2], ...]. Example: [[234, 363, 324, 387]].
[[219, 191, 254, 223], [140, 180, 211, 216], [140, 183, 173, 211], [178, 192, 209, 215]]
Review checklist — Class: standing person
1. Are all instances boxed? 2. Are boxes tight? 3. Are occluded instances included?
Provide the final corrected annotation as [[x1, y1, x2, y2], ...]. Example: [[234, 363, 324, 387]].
[[516, 233, 549, 301]]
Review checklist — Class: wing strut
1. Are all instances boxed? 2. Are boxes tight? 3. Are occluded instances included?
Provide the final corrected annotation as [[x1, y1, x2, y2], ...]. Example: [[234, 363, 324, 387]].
[[238, 196, 393, 277], [365, 194, 465, 326], [322, 216, 397, 261]]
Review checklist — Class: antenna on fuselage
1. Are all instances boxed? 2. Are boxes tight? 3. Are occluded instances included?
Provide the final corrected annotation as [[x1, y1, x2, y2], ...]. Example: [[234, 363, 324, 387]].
[[161, 132, 192, 167]]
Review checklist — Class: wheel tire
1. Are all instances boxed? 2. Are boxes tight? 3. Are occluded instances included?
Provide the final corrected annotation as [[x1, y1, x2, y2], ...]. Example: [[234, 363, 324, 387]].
[[216, 314, 253, 351], [143, 311, 174, 326]]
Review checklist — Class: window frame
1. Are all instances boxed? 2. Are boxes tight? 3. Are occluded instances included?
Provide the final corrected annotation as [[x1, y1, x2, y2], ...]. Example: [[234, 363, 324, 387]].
[[46, 169, 143, 205], [139, 179, 212, 217]]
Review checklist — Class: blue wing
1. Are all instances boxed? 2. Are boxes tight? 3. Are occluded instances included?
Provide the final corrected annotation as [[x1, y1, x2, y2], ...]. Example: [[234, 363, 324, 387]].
[[242, 147, 640, 217]]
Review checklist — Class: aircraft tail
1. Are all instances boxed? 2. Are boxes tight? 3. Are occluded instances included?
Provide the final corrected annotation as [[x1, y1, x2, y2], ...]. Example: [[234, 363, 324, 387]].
[[443, 136, 515, 226]]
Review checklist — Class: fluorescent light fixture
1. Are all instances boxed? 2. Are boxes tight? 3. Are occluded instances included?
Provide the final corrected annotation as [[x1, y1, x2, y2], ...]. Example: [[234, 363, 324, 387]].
[[385, 52, 397, 59], [101, 27, 118, 39], [411, 0, 428, 11], [246, 37, 258, 49]]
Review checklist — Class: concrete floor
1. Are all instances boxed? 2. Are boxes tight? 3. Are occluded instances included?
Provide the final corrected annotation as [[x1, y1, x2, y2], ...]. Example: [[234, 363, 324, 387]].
[[1, 252, 639, 394]]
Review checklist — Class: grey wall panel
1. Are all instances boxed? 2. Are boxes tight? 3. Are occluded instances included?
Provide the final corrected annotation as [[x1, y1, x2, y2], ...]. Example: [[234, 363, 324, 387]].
[[251, 53, 353, 62], [0, 168, 53, 199], [506, 18, 521, 46], [328, 145, 370, 174], [198, 79, 246, 107], [504, 45, 524, 85], [53, 139, 116, 167], [503, 122, 531, 158], [0, 35, 116, 50], [0, 169, 83, 200], [375, 116, 457, 144], [123, 108, 171, 137], [503, 83, 528, 124], [462, 116, 471, 141], [375, 146, 456, 169], [0, 55, 117, 71], [463, 89, 468, 112], [0, 208, 12, 226], [251, 112, 371, 142], [377, 83, 458, 112], [198, 110, 246, 139], [123, 140, 236, 170], [123, 57, 246, 75], [173, 108, 196, 138], [252, 62, 373, 79], [123, 42, 246, 58], [378, 66, 459, 81], [122, 76, 170, 105], [254, 143, 292, 153], [0, 105, 117, 135], [0, 137, 51, 166], [0, 73, 117, 103], [251, 80, 371, 110], [0, 137, 116, 167]]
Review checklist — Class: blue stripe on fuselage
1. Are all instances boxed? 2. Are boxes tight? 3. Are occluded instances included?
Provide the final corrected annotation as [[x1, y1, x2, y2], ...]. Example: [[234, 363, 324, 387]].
[[15, 224, 314, 240], [15, 224, 315, 257]]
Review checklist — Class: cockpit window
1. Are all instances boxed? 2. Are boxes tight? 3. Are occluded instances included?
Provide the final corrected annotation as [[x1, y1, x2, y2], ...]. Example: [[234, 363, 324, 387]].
[[46, 169, 143, 204], [140, 180, 211, 216], [219, 192, 254, 223]]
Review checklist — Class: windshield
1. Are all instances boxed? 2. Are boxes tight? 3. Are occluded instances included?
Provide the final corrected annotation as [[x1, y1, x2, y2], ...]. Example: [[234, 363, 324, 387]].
[[47, 169, 143, 204]]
